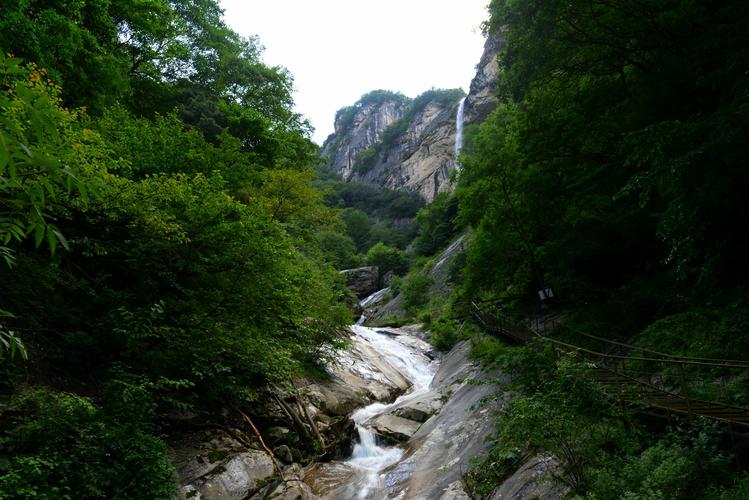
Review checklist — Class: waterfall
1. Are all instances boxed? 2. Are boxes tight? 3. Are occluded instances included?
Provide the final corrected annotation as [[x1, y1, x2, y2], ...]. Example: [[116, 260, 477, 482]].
[[343, 324, 437, 499], [454, 97, 466, 170]]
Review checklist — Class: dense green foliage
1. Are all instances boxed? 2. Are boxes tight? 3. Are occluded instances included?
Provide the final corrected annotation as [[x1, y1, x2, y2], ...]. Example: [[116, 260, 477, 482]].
[[0, 2, 351, 495], [466, 339, 737, 499], [314, 173, 425, 260], [0, 388, 175, 499], [454, 1, 749, 497], [459, 0, 749, 307], [365, 242, 409, 279], [412, 193, 459, 256]]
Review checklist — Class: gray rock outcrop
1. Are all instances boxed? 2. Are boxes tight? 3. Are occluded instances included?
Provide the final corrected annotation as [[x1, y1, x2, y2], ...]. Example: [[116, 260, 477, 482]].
[[463, 34, 503, 126], [173, 429, 275, 500], [384, 340, 510, 499], [322, 35, 503, 201], [340, 266, 379, 298], [304, 327, 412, 416], [322, 94, 408, 181]]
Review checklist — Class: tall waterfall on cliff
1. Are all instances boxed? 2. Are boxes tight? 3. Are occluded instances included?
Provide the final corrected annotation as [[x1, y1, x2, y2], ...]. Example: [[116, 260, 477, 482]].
[[454, 97, 466, 171]]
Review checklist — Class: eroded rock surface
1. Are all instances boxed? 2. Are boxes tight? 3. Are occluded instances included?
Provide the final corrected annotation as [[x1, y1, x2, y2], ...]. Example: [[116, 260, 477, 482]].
[[305, 328, 413, 416], [173, 429, 275, 500], [322, 34, 502, 201], [384, 340, 509, 499], [463, 34, 503, 126], [489, 455, 570, 500], [340, 266, 379, 299]]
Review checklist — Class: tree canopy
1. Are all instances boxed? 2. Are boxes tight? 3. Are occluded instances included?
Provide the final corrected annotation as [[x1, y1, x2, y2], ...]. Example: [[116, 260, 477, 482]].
[[0, 2, 350, 494]]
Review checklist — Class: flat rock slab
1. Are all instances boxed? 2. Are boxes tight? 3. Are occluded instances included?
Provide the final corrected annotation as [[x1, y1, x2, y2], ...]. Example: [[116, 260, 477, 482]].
[[305, 331, 413, 416], [384, 341, 511, 499], [372, 414, 422, 442]]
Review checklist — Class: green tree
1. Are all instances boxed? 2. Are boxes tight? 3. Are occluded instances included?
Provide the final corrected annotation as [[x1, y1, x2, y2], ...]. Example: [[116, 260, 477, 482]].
[[341, 208, 372, 253], [413, 193, 459, 256], [316, 229, 360, 269], [365, 242, 409, 278]]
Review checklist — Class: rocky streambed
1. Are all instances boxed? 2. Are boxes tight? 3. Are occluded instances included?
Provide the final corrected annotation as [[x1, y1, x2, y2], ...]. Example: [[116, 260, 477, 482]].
[[303, 323, 504, 499], [173, 289, 528, 499]]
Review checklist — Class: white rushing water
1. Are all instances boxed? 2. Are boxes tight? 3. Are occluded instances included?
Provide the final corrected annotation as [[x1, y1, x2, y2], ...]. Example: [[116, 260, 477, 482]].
[[343, 317, 437, 498], [454, 97, 466, 170], [356, 287, 390, 325]]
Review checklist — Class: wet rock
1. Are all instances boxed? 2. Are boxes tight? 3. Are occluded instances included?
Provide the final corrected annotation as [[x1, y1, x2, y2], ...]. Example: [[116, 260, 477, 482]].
[[371, 414, 421, 443], [305, 329, 414, 416], [266, 426, 290, 444], [384, 341, 511, 499], [391, 392, 443, 423], [273, 445, 293, 465], [384, 461, 415, 496], [382, 270, 396, 286], [302, 462, 358, 498], [489, 455, 569, 500], [340, 266, 379, 298]]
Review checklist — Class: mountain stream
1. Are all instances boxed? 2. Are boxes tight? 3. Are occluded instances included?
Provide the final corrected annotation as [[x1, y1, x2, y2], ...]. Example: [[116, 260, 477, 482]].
[[306, 292, 439, 498]]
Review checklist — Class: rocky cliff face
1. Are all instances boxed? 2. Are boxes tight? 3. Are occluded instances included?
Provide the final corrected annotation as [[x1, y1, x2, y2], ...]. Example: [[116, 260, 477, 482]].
[[463, 34, 503, 126], [321, 94, 408, 181], [322, 36, 503, 202]]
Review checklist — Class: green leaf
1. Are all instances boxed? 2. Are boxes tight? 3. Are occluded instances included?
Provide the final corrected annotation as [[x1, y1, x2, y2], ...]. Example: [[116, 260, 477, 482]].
[[53, 229, 69, 251], [47, 228, 57, 254], [33, 222, 45, 248]]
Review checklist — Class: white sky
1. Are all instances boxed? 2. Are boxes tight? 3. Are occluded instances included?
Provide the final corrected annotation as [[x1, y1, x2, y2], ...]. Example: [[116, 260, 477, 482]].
[[220, 0, 490, 145]]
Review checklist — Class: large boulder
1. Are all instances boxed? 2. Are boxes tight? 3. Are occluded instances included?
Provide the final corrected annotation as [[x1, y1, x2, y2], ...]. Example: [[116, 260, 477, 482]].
[[391, 391, 443, 423], [173, 429, 275, 500], [371, 414, 422, 443], [340, 266, 379, 298]]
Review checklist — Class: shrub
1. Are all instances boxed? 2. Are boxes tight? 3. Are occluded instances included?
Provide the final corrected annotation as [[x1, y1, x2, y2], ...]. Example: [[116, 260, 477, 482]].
[[401, 271, 434, 313], [0, 388, 176, 499], [429, 318, 461, 351], [413, 193, 460, 256], [316, 229, 360, 269], [365, 242, 409, 277], [589, 426, 731, 499]]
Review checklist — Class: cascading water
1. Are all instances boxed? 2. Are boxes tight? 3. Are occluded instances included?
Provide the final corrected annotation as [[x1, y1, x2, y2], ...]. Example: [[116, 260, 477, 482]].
[[308, 289, 438, 499], [344, 324, 436, 499], [454, 97, 466, 170], [356, 287, 390, 325]]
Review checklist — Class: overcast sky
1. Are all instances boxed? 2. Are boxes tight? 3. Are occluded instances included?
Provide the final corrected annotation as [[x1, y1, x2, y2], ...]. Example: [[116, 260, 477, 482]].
[[220, 0, 490, 145]]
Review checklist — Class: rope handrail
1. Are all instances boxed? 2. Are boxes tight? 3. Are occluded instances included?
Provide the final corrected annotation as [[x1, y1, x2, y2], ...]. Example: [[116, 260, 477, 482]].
[[472, 302, 749, 369], [563, 327, 749, 367], [470, 302, 749, 430]]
